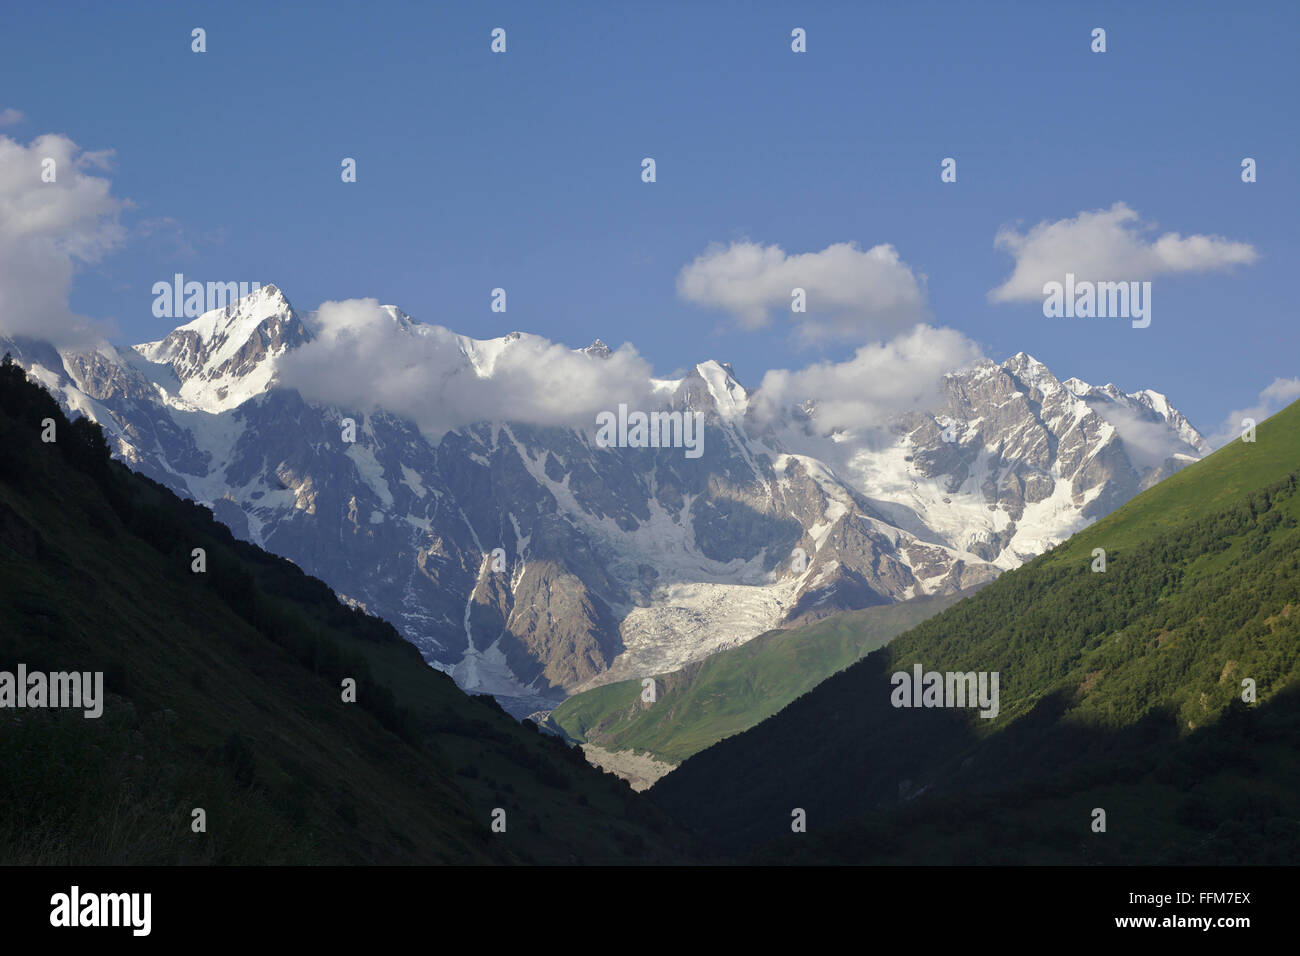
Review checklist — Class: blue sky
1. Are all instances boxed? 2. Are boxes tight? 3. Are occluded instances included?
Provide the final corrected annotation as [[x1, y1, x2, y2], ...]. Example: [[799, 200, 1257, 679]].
[[1, 0, 1296, 437]]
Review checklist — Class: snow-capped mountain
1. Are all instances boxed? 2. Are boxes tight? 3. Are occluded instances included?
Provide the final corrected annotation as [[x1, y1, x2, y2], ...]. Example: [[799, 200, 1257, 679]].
[[2, 285, 1209, 714]]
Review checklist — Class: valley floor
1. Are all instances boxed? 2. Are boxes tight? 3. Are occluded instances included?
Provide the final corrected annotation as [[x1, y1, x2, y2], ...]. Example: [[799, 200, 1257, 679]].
[[581, 745, 677, 791]]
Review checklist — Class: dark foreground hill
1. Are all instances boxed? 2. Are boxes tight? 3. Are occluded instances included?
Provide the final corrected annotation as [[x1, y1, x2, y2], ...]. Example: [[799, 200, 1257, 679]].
[[651, 399, 1300, 864], [0, 355, 689, 864]]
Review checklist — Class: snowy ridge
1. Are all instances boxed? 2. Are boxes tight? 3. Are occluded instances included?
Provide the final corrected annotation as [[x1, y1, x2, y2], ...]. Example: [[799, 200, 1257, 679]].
[[4, 284, 1210, 711]]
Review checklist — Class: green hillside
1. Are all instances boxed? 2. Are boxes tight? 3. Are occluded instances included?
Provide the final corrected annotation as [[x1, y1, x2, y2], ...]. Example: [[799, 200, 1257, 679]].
[[652, 399, 1300, 862], [0, 355, 689, 864], [553, 589, 975, 765]]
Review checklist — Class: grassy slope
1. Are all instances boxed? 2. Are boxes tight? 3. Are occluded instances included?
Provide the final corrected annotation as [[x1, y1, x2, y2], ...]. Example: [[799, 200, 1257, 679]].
[[0, 359, 689, 864], [553, 590, 974, 764], [1041, 408, 1300, 561], [652, 400, 1300, 862]]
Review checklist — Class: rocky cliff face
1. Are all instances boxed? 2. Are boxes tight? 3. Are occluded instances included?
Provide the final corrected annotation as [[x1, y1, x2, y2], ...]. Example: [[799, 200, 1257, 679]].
[[3, 285, 1208, 713]]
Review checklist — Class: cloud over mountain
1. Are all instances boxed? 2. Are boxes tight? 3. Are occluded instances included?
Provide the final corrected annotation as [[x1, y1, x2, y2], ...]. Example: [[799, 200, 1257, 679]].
[[752, 324, 984, 432], [277, 298, 658, 438]]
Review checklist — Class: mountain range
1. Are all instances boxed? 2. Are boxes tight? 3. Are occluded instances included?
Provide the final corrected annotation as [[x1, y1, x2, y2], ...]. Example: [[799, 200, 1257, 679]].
[[2, 285, 1210, 715]]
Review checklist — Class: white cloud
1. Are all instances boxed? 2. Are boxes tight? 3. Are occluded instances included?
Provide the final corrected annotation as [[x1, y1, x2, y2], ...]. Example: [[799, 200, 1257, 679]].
[[277, 299, 659, 438], [677, 239, 928, 342], [989, 202, 1257, 302], [0, 133, 128, 348], [1208, 377, 1300, 448], [0, 109, 24, 128], [751, 324, 984, 432]]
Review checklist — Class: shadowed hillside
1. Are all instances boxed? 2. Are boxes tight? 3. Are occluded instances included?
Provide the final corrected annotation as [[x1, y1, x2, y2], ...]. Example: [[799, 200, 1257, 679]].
[[0, 355, 691, 864]]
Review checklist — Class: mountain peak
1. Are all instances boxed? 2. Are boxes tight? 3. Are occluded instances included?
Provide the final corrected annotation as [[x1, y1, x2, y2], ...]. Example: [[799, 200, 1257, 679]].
[[133, 282, 307, 412], [999, 351, 1064, 395], [1001, 351, 1049, 373], [693, 359, 749, 420], [147, 283, 294, 345], [246, 282, 285, 305]]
